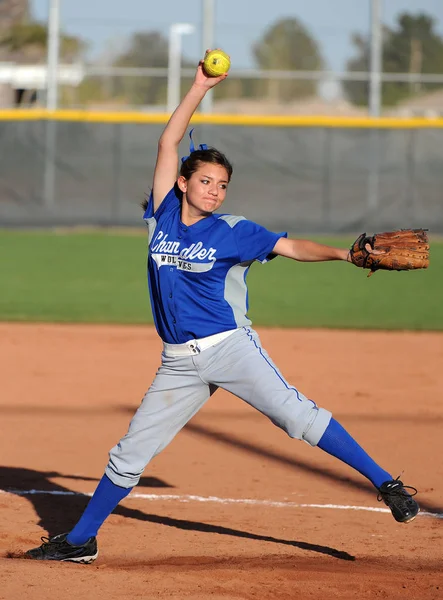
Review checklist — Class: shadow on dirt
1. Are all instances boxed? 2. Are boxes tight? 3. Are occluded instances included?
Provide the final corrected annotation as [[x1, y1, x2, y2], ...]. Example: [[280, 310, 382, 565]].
[[182, 420, 443, 516], [0, 465, 171, 536], [0, 466, 354, 561]]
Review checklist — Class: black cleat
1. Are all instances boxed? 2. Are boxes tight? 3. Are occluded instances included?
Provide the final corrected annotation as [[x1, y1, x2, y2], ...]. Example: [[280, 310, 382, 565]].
[[25, 533, 98, 563], [377, 478, 420, 523]]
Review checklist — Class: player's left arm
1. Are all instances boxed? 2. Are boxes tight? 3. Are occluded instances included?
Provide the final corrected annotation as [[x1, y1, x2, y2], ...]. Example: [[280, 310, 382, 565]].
[[152, 57, 228, 213], [272, 237, 350, 262]]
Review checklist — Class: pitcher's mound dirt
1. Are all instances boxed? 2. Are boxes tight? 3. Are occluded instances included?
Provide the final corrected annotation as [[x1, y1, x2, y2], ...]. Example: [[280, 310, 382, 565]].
[[0, 323, 441, 600]]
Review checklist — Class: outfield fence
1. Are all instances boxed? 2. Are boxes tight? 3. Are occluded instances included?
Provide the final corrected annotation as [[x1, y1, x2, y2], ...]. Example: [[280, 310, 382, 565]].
[[0, 111, 442, 233]]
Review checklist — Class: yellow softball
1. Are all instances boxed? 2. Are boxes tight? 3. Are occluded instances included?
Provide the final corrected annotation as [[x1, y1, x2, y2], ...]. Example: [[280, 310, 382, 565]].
[[203, 50, 231, 77]]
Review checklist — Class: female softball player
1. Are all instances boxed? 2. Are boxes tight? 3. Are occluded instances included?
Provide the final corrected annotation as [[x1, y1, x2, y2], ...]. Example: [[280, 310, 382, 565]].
[[26, 55, 419, 563]]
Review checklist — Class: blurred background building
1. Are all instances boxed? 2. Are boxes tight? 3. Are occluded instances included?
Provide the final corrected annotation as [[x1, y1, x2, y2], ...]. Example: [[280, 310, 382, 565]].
[[0, 0, 82, 106]]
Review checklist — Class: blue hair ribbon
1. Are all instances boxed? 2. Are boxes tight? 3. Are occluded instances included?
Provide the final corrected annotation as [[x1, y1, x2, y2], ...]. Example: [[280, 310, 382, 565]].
[[181, 128, 208, 163]]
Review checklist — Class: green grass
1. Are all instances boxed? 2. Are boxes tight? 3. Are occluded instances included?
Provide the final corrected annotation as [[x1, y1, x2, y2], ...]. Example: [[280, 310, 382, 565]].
[[1, 230, 441, 330]]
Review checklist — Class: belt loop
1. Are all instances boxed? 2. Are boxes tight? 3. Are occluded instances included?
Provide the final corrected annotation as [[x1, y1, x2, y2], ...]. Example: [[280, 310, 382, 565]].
[[163, 328, 238, 357], [188, 341, 201, 354]]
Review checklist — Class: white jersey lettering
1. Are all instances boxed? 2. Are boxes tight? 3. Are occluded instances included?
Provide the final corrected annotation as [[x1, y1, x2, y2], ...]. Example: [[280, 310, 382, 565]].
[[151, 231, 181, 255], [152, 253, 215, 272], [151, 230, 217, 269]]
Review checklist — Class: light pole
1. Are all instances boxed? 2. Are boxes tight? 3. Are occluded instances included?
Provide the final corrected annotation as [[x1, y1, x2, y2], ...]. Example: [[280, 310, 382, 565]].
[[369, 0, 382, 117], [201, 0, 215, 113], [367, 0, 382, 213], [167, 23, 195, 113], [43, 0, 61, 209], [46, 0, 61, 110]]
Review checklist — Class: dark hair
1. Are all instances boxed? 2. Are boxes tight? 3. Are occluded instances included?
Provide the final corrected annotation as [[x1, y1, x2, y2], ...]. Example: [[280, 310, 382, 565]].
[[180, 147, 233, 182], [141, 147, 233, 212]]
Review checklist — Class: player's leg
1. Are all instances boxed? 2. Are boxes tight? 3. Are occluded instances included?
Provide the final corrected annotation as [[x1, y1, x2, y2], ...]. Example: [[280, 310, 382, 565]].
[[105, 356, 216, 489], [204, 327, 419, 523], [316, 418, 419, 522], [203, 327, 331, 444], [25, 354, 216, 561]]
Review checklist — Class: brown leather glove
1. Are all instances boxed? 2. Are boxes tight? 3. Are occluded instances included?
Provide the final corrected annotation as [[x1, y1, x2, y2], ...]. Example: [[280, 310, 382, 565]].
[[349, 229, 430, 277]]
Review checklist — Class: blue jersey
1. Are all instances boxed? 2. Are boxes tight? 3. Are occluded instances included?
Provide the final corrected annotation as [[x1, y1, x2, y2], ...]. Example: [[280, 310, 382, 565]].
[[143, 187, 287, 343]]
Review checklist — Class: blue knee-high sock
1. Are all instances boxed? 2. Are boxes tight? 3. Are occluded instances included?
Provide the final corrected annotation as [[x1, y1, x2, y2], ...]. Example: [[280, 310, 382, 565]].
[[67, 474, 132, 545], [317, 418, 392, 489]]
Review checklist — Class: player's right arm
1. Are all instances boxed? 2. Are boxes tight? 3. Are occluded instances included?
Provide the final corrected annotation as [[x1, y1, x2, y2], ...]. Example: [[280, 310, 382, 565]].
[[152, 57, 228, 213]]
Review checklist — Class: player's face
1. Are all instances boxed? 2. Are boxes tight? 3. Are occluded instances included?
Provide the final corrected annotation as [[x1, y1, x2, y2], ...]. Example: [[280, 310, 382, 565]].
[[180, 163, 229, 215]]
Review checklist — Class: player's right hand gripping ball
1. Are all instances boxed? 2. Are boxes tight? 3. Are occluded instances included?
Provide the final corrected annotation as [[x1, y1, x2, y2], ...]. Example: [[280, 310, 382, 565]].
[[203, 50, 231, 77], [349, 228, 430, 277]]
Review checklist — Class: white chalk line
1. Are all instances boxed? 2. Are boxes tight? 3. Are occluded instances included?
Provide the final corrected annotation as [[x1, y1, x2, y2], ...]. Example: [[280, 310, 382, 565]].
[[1, 489, 442, 519]]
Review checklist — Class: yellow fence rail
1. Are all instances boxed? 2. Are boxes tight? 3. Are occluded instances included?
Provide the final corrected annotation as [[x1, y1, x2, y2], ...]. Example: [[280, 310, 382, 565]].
[[1, 109, 443, 128]]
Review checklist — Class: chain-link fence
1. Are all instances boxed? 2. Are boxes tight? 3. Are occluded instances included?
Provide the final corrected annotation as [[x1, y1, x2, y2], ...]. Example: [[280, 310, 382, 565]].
[[0, 116, 442, 233], [1, 0, 443, 115], [52, 68, 443, 117]]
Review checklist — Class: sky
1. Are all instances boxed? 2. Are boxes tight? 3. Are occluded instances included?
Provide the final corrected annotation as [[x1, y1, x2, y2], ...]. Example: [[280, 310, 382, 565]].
[[31, 0, 443, 71]]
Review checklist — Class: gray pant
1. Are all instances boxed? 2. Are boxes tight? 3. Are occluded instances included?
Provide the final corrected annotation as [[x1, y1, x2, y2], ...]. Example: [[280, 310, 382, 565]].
[[106, 327, 332, 488]]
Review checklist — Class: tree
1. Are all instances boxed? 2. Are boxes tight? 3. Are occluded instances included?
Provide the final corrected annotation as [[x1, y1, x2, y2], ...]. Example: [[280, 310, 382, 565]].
[[252, 17, 324, 101], [345, 12, 443, 107], [0, 21, 85, 62], [0, 0, 30, 32], [112, 31, 194, 107]]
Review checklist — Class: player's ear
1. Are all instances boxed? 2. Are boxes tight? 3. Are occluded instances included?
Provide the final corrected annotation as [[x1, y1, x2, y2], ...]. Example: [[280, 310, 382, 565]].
[[177, 175, 188, 193]]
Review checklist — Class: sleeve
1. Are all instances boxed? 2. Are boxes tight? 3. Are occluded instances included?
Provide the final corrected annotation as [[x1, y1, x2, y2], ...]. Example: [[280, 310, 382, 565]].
[[143, 187, 180, 221], [232, 219, 288, 264]]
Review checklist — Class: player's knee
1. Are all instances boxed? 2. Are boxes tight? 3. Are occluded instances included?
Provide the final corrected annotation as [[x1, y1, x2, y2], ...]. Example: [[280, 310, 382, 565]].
[[106, 443, 156, 488], [284, 405, 332, 446], [105, 464, 142, 488]]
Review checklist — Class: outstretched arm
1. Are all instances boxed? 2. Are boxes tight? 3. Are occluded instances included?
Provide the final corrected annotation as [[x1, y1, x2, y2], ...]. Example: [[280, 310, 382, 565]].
[[272, 237, 350, 262], [152, 55, 228, 212]]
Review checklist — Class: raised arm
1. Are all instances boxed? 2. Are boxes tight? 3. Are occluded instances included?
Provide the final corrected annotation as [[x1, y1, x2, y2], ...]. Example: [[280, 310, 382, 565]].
[[152, 55, 228, 212]]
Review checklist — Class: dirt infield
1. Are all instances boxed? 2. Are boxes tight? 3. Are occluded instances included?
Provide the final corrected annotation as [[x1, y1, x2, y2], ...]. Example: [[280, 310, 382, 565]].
[[0, 323, 442, 600]]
